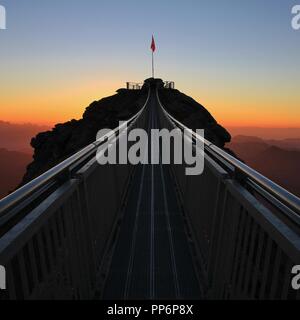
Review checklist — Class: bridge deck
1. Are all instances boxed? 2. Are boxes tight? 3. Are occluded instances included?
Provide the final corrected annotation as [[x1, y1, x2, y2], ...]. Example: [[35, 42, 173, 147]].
[[103, 91, 203, 300]]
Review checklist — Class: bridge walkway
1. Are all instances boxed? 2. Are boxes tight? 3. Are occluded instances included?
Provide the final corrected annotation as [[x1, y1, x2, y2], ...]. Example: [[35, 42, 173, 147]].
[[103, 91, 203, 300]]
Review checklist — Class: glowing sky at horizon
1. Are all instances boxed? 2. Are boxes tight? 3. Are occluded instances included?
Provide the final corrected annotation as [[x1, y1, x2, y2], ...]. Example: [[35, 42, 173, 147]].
[[0, 0, 299, 127]]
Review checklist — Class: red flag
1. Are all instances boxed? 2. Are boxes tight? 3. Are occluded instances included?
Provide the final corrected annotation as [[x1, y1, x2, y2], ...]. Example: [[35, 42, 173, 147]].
[[151, 36, 156, 52]]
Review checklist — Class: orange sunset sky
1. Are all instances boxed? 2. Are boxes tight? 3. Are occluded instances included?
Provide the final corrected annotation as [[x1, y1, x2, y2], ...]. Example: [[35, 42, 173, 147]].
[[0, 1, 299, 129]]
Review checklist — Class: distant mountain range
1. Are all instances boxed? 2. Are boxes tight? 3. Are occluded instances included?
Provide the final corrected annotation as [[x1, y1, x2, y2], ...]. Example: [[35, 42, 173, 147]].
[[227, 127, 300, 140], [0, 120, 50, 154], [0, 148, 32, 199], [227, 135, 300, 197], [0, 121, 51, 199]]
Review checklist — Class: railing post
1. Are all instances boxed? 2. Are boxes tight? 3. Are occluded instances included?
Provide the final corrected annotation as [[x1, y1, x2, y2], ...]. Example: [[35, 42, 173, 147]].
[[207, 184, 241, 299]]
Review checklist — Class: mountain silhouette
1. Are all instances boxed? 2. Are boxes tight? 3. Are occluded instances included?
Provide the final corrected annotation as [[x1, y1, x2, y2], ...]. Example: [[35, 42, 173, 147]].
[[228, 135, 300, 196], [158, 86, 231, 146], [0, 148, 32, 199], [21, 81, 231, 184], [227, 127, 300, 140], [0, 120, 50, 154]]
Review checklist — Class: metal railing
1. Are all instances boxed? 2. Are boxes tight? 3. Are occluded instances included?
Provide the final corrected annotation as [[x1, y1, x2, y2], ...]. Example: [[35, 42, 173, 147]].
[[0, 91, 149, 224], [126, 81, 175, 90], [164, 81, 175, 89], [156, 89, 300, 300], [126, 82, 143, 90], [0, 90, 150, 300], [157, 92, 300, 223]]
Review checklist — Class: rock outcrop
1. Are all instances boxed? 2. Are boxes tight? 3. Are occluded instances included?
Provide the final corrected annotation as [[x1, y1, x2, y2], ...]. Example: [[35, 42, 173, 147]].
[[158, 88, 231, 147], [22, 89, 148, 183], [22, 80, 231, 184]]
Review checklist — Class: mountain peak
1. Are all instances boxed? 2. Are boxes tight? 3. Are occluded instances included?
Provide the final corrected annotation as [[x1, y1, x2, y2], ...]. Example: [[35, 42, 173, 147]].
[[22, 84, 230, 184]]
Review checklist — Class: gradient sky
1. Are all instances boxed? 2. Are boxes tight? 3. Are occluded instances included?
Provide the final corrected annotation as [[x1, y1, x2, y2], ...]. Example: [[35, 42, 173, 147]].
[[0, 0, 299, 127]]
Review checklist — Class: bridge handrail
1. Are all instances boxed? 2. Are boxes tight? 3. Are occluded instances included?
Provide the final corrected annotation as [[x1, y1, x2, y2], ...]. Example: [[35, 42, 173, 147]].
[[156, 90, 300, 221], [0, 90, 150, 218]]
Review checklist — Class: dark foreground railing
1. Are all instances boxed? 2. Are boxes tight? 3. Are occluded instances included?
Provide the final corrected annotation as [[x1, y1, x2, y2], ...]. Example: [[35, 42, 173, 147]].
[[156, 89, 300, 300], [0, 91, 150, 299]]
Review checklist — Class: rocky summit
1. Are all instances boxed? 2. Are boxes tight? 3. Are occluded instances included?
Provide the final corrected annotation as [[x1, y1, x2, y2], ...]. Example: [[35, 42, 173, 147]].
[[22, 79, 231, 184], [158, 88, 231, 147]]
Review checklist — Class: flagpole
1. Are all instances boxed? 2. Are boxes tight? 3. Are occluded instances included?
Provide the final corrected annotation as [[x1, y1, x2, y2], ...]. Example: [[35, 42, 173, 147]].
[[152, 50, 154, 78]]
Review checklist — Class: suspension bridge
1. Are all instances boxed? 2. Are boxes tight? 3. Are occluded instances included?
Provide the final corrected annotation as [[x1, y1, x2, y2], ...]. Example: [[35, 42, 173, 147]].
[[0, 78, 299, 300]]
